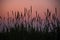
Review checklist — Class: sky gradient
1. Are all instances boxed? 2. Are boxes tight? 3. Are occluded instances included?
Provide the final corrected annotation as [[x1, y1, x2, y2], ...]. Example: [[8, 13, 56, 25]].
[[0, 0, 60, 19]]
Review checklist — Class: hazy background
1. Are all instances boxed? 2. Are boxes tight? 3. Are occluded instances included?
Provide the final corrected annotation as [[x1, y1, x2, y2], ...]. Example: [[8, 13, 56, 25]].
[[0, 0, 60, 19]]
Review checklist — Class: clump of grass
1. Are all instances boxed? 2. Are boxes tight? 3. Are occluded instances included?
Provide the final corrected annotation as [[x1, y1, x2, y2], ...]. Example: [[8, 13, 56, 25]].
[[0, 7, 59, 40]]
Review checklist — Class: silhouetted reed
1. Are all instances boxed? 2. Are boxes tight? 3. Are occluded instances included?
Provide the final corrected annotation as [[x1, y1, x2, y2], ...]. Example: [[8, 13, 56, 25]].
[[0, 7, 59, 40]]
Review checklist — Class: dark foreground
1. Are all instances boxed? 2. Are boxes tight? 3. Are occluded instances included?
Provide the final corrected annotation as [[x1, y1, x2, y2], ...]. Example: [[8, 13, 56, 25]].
[[0, 29, 58, 40]]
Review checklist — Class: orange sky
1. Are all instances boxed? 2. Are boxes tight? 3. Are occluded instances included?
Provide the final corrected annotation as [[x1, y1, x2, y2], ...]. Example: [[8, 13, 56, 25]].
[[0, 0, 60, 19]]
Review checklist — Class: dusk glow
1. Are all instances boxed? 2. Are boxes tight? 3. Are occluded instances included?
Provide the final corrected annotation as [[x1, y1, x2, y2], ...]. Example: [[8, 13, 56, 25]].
[[0, 0, 60, 19], [0, 0, 60, 40]]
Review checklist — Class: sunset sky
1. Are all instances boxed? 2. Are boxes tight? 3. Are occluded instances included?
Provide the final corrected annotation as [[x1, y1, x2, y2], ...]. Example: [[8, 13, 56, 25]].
[[0, 0, 60, 19]]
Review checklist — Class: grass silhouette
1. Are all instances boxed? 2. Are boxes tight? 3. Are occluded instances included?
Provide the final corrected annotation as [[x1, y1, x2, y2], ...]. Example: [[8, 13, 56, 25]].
[[0, 7, 59, 40]]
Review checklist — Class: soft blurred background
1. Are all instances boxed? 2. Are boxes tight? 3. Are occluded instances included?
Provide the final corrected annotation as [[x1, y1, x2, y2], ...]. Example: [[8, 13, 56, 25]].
[[0, 0, 60, 20]]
